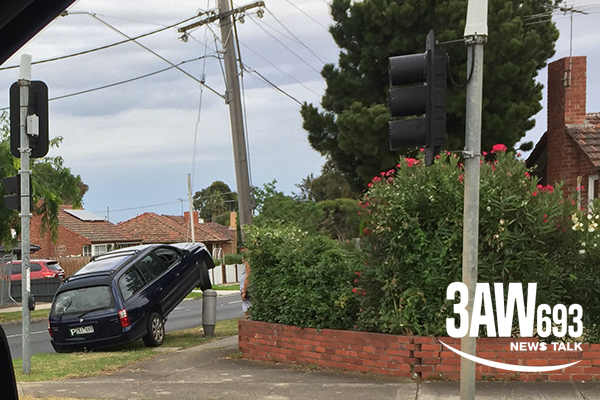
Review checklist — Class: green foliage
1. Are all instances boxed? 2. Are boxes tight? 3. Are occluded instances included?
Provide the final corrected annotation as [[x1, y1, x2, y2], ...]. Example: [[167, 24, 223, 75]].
[[295, 160, 359, 202], [253, 180, 324, 235], [245, 224, 360, 330], [0, 112, 87, 244], [357, 147, 600, 342], [254, 180, 362, 241], [302, 0, 559, 191], [193, 181, 237, 222]]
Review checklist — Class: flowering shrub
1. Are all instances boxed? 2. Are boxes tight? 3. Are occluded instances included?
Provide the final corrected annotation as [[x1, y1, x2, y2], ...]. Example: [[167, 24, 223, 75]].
[[244, 223, 360, 330], [358, 147, 600, 341]]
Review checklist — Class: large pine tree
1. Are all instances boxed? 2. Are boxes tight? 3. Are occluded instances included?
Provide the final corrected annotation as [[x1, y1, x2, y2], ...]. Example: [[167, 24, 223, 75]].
[[301, 0, 559, 191]]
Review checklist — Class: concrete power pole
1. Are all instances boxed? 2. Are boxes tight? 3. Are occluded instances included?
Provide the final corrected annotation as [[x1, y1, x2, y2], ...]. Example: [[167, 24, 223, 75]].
[[178, 1, 265, 241], [461, 1, 487, 399]]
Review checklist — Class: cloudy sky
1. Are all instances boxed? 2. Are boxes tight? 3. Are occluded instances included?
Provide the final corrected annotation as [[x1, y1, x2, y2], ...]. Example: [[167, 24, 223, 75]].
[[0, 0, 598, 223]]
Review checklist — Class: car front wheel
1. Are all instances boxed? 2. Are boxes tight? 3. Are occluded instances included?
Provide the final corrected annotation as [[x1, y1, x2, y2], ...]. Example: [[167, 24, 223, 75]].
[[143, 312, 164, 347]]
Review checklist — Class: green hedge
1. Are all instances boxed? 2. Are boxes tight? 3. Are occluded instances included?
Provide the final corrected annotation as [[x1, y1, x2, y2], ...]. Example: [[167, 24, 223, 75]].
[[244, 224, 360, 330], [358, 149, 600, 341]]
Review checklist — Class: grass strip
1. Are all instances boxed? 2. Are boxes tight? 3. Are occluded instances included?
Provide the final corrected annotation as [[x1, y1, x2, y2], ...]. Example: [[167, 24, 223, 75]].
[[13, 318, 239, 382]]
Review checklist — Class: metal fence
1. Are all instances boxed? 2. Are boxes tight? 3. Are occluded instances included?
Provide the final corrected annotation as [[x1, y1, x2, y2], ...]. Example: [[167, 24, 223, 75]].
[[0, 255, 62, 307]]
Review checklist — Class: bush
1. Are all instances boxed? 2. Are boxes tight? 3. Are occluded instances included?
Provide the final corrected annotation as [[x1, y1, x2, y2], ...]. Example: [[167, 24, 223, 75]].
[[358, 148, 600, 341], [244, 223, 360, 330]]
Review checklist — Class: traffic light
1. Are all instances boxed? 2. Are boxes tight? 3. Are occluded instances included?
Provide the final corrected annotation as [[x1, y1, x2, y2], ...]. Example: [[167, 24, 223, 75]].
[[3, 175, 20, 211], [9, 80, 49, 158], [2, 175, 32, 212], [388, 30, 447, 166]]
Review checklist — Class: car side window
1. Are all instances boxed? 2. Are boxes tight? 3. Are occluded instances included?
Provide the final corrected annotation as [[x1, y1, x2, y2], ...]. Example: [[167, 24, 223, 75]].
[[153, 248, 181, 268], [119, 267, 145, 302], [136, 254, 166, 282], [30, 263, 42, 272]]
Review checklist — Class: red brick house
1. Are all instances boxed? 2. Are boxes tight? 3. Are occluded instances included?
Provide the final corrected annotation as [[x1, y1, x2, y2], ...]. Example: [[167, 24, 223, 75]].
[[527, 56, 600, 207], [118, 211, 237, 258], [30, 205, 142, 258]]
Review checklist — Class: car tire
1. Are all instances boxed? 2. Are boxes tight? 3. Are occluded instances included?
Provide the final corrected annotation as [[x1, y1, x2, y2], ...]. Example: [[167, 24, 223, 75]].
[[143, 312, 164, 347], [198, 261, 212, 291]]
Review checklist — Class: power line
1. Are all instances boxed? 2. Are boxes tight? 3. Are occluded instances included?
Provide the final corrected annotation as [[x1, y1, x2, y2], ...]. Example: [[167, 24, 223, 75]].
[[0, 12, 201, 71], [282, 0, 330, 31], [243, 64, 303, 106], [263, 7, 329, 65], [0, 56, 216, 110], [246, 13, 322, 74]]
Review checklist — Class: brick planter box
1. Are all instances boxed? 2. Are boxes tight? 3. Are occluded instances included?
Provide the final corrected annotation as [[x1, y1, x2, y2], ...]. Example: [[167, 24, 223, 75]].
[[238, 320, 600, 382]]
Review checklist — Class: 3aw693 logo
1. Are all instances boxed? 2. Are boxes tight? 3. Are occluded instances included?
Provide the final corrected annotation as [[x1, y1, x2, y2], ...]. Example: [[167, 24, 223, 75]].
[[441, 282, 583, 373]]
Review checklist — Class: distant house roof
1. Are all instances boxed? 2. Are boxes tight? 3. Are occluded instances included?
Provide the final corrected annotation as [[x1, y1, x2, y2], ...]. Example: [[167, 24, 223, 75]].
[[566, 113, 600, 168], [118, 212, 233, 245], [59, 206, 140, 244]]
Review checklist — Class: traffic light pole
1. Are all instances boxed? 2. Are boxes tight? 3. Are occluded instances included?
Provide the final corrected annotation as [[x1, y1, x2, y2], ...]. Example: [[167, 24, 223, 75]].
[[461, 1, 487, 399], [18, 54, 32, 375]]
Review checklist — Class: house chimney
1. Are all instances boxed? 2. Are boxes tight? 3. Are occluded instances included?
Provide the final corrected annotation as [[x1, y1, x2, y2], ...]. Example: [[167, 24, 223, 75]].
[[548, 56, 587, 128], [546, 56, 587, 191]]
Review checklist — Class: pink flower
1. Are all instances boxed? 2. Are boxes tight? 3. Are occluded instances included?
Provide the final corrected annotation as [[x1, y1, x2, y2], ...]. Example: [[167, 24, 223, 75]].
[[458, 174, 464, 183], [420, 148, 425, 152], [405, 157, 418, 167], [352, 288, 357, 293], [491, 144, 507, 153], [524, 172, 530, 178]]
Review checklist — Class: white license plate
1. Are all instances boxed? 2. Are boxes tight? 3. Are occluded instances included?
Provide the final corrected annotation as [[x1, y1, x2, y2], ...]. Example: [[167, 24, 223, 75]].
[[69, 325, 94, 336]]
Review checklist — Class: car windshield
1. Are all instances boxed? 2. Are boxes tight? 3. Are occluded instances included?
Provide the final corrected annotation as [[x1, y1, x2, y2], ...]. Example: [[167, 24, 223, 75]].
[[51, 286, 115, 316]]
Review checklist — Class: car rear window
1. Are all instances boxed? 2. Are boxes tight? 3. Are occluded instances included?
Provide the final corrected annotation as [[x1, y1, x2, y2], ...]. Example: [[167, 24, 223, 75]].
[[75, 255, 130, 275], [51, 286, 115, 316], [46, 262, 63, 271]]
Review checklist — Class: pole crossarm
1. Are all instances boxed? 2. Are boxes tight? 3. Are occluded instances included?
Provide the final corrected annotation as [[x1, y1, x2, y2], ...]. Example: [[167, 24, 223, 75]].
[[177, 1, 265, 33]]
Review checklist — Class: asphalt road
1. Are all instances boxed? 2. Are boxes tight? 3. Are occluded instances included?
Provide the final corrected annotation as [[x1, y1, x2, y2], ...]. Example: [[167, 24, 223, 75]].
[[2, 292, 243, 358]]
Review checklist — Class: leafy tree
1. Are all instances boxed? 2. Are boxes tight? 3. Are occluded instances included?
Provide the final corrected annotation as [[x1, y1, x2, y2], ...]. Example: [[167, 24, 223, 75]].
[[301, 0, 559, 191], [193, 181, 237, 222], [0, 112, 88, 245], [295, 160, 359, 202]]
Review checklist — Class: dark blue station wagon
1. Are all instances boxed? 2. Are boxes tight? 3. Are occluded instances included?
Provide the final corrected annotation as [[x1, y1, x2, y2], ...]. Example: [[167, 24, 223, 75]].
[[48, 243, 214, 352]]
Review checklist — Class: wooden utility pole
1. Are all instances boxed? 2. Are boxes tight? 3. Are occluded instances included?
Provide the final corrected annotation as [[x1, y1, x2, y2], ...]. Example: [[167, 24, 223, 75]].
[[178, 1, 265, 241]]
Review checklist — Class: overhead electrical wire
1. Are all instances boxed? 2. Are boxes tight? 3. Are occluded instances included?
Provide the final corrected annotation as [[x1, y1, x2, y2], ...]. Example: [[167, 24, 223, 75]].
[[0, 12, 202, 71], [282, 0, 330, 31], [0, 56, 216, 110], [263, 8, 329, 65]]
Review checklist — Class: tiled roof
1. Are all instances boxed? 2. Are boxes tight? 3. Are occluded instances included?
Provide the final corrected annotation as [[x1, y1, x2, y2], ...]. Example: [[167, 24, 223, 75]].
[[118, 213, 233, 244], [59, 207, 141, 243], [567, 113, 600, 168]]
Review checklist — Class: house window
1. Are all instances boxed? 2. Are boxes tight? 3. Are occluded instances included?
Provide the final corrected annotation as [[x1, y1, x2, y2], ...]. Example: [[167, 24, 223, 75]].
[[588, 174, 599, 210], [82, 245, 91, 257], [92, 244, 113, 256]]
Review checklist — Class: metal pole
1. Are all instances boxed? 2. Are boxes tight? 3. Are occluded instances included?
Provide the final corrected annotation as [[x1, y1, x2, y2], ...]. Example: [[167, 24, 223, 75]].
[[18, 54, 32, 375], [217, 0, 253, 239], [188, 173, 195, 243], [461, 1, 487, 398]]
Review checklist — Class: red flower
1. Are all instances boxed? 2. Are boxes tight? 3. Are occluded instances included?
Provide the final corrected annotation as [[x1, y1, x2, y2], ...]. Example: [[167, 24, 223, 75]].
[[405, 157, 418, 167], [352, 288, 357, 293], [491, 144, 507, 153]]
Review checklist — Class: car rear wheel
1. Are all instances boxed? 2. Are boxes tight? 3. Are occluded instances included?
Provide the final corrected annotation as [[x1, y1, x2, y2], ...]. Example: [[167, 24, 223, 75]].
[[143, 312, 164, 347]]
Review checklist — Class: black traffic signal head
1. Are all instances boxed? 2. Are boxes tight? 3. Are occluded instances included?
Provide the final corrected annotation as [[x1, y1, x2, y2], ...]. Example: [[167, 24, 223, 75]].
[[3, 175, 20, 211], [388, 30, 447, 165]]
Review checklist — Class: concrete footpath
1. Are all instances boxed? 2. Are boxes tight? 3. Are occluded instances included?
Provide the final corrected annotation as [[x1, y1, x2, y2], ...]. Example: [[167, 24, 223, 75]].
[[18, 336, 600, 400]]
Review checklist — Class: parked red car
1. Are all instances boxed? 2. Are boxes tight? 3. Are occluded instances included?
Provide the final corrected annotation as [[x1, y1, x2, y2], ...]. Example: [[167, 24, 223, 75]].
[[7, 260, 65, 281]]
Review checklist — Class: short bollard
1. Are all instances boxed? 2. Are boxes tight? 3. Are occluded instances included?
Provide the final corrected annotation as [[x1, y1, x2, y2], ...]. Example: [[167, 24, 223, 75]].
[[202, 289, 217, 336]]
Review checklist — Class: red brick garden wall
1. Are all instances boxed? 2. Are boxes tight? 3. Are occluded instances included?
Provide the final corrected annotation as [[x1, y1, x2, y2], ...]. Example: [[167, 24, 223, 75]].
[[239, 320, 600, 382]]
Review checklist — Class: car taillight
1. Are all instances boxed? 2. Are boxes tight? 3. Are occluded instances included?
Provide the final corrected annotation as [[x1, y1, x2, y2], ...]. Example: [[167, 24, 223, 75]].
[[118, 309, 131, 328], [47, 321, 53, 338], [42, 272, 56, 279]]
